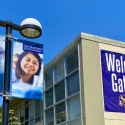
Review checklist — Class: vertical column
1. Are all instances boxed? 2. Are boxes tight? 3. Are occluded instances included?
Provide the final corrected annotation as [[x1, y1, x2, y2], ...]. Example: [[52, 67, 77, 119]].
[[2, 21, 12, 125]]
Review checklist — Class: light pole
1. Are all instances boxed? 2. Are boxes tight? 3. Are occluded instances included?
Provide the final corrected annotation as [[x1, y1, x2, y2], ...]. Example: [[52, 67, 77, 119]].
[[0, 18, 42, 125]]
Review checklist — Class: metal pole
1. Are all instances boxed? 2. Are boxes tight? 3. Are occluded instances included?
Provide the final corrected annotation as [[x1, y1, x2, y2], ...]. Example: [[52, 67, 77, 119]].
[[2, 21, 12, 125]]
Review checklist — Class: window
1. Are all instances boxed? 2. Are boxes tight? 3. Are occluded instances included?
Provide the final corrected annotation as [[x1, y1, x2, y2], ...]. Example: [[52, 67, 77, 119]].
[[44, 48, 81, 125], [46, 108, 54, 125], [15, 110, 20, 122], [35, 115, 41, 123], [68, 96, 81, 120], [45, 88, 53, 107], [25, 121, 29, 125], [67, 71, 79, 96], [66, 50, 78, 74], [25, 105, 29, 120], [25, 100, 29, 105], [56, 102, 66, 124], [59, 123, 66, 125], [55, 80, 65, 102], [55, 60, 64, 83], [68, 118, 81, 125], [35, 100, 41, 116], [20, 107, 24, 123], [45, 70, 53, 89], [29, 101, 35, 119], [21, 102, 25, 108], [30, 119, 34, 125], [14, 100, 43, 125]]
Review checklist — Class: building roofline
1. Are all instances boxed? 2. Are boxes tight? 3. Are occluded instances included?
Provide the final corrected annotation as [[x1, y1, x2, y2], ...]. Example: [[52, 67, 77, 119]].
[[44, 33, 81, 72], [44, 32, 125, 72], [81, 32, 125, 47]]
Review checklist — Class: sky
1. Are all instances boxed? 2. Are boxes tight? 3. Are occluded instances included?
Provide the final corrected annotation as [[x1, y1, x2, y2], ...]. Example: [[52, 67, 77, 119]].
[[0, 0, 125, 105]]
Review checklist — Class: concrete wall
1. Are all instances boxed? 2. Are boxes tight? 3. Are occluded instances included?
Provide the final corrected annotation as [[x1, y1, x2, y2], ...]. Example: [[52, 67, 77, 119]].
[[79, 39, 105, 125]]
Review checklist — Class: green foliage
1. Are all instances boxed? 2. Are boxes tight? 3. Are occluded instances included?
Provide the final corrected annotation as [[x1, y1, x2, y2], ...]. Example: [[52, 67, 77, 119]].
[[0, 109, 21, 125]]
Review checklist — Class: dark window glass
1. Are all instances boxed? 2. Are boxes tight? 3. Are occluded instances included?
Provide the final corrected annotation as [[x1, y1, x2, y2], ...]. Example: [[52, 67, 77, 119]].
[[25, 100, 29, 105], [35, 100, 41, 116], [46, 108, 54, 125], [25, 121, 29, 125], [45, 70, 53, 89], [66, 50, 78, 74], [67, 72, 79, 96], [55, 80, 65, 102], [56, 102, 66, 124], [21, 102, 25, 108], [45, 88, 53, 107], [30, 119, 34, 125], [55, 60, 64, 83], [25, 105, 29, 120], [35, 115, 41, 123], [20, 108, 24, 123], [29, 101, 34, 119]]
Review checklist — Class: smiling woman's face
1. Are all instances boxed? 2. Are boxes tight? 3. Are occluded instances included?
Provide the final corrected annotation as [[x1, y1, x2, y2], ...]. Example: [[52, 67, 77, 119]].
[[21, 53, 39, 75]]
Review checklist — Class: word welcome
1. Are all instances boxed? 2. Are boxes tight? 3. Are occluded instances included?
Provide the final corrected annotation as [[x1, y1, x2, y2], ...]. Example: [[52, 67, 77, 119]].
[[105, 52, 125, 93]]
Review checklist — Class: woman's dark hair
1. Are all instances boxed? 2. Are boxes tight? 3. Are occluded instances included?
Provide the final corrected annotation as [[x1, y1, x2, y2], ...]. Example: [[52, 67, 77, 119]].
[[15, 51, 42, 84]]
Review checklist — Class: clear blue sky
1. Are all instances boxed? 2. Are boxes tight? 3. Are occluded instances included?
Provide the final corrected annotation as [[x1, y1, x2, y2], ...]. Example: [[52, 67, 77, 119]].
[[0, 0, 125, 105]]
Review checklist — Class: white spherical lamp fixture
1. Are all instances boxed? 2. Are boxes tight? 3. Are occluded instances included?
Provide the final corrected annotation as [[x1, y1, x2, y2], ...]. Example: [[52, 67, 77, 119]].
[[20, 18, 42, 38]]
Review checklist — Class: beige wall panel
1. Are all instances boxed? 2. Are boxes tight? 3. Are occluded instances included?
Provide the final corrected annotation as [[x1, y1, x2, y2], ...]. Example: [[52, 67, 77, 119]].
[[105, 119, 125, 125], [80, 39, 105, 125], [99, 43, 125, 53], [79, 41, 86, 125], [104, 112, 125, 119]]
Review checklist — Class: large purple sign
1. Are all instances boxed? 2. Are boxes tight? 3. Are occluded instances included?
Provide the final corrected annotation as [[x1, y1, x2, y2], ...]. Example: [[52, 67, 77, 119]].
[[101, 50, 125, 113]]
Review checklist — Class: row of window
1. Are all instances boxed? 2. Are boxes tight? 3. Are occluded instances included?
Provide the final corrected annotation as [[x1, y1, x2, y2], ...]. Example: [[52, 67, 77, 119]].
[[14, 100, 43, 125], [45, 71, 79, 108], [44, 48, 82, 125], [45, 95, 81, 125], [45, 49, 78, 90]]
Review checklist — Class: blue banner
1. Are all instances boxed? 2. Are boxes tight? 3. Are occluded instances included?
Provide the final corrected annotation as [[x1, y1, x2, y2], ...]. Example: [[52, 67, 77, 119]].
[[12, 40, 43, 100], [0, 35, 5, 94], [101, 50, 125, 113]]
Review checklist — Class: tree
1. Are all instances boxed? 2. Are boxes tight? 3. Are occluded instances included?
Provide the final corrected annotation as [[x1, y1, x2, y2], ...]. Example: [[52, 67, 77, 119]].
[[0, 109, 21, 125]]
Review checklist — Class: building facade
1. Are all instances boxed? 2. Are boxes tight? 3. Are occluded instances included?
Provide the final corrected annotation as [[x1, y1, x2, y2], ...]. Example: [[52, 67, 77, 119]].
[[10, 32, 125, 125]]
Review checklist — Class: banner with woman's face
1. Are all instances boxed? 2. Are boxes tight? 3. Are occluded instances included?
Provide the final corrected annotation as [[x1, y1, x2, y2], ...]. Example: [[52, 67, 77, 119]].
[[12, 39, 43, 100]]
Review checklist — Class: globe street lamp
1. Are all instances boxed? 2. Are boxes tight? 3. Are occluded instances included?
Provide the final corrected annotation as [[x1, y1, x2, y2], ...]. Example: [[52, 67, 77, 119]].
[[0, 18, 42, 125]]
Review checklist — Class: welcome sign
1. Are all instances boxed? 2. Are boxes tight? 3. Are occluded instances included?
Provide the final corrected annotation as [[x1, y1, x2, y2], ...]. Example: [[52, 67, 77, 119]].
[[101, 50, 125, 113]]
